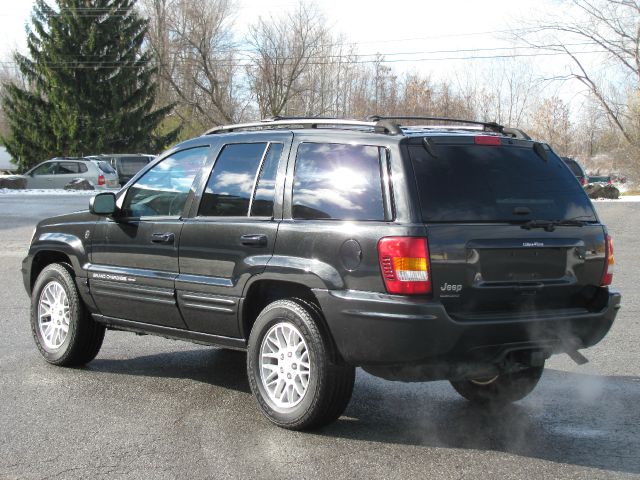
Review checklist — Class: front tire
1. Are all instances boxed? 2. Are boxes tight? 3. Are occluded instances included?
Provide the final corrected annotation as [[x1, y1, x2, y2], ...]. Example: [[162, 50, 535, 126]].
[[30, 263, 105, 366], [247, 299, 355, 430], [450, 364, 544, 405]]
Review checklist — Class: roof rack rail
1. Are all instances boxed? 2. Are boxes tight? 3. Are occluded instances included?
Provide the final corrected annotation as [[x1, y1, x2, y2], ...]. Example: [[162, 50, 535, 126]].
[[366, 115, 504, 134], [204, 117, 381, 135], [202, 115, 529, 138], [502, 127, 531, 140]]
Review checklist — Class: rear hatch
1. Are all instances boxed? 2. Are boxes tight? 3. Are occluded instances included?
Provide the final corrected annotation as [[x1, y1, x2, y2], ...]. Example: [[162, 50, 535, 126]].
[[408, 135, 608, 320]]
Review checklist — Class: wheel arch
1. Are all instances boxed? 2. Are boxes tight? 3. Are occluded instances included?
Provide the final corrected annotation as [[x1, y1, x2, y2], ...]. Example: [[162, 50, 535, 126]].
[[30, 249, 76, 292], [240, 277, 344, 363]]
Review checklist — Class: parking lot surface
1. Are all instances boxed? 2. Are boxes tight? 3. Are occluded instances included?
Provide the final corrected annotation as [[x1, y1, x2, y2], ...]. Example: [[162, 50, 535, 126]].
[[0, 194, 638, 479]]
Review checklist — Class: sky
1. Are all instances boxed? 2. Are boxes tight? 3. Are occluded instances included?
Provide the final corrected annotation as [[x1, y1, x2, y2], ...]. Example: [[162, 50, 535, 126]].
[[0, 0, 569, 64], [0, 0, 607, 113]]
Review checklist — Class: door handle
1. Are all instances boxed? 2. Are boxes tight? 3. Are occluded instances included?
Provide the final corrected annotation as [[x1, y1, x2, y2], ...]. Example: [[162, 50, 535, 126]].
[[240, 234, 268, 247], [151, 232, 175, 244]]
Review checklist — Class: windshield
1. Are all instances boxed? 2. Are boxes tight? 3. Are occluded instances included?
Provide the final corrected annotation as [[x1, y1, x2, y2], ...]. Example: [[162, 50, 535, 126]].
[[409, 141, 597, 222]]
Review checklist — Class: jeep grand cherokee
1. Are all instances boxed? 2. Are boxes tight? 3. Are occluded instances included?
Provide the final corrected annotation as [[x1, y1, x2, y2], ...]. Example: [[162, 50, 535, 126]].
[[22, 116, 620, 430]]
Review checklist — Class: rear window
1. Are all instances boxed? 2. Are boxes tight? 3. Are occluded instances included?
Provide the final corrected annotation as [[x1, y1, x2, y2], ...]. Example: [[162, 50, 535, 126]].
[[118, 157, 151, 175], [409, 142, 597, 222], [562, 158, 584, 176], [97, 161, 116, 174]]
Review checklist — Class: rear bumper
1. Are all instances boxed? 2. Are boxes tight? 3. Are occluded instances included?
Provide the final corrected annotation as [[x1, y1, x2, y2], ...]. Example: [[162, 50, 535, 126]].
[[314, 288, 621, 366]]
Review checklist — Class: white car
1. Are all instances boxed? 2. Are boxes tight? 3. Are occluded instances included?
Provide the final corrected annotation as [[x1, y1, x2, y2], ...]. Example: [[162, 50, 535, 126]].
[[23, 158, 119, 189]]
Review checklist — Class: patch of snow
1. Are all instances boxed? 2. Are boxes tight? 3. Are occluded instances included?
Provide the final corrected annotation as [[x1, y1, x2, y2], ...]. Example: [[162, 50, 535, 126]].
[[0, 188, 112, 195], [593, 195, 640, 202]]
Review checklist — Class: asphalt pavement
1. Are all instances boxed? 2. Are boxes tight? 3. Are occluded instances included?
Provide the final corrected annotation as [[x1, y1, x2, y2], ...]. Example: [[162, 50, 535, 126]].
[[0, 194, 638, 479]]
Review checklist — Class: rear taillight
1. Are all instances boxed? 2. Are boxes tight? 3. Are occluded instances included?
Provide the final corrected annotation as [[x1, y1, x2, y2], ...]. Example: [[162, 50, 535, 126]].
[[607, 178, 612, 184], [378, 237, 431, 295], [580, 177, 587, 186], [98, 174, 105, 186], [601, 234, 614, 286]]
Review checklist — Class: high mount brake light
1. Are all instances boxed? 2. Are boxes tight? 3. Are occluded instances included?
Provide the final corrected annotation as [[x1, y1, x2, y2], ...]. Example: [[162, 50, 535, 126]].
[[378, 237, 431, 295], [474, 136, 501, 146], [601, 234, 614, 286]]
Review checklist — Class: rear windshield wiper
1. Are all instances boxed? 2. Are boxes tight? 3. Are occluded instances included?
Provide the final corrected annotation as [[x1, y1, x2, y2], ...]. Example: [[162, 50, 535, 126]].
[[521, 219, 589, 231]]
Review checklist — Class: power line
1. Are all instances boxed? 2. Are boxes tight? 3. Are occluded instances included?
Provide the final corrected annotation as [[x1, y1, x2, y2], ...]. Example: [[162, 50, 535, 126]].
[[1, 41, 606, 63], [0, 48, 616, 70]]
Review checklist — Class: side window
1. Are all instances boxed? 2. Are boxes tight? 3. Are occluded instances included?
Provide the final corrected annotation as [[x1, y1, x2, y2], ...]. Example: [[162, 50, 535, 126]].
[[58, 162, 80, 174], [78, 163, 88, 173], [31, 162, 57, 175], [251, 143, 283, 217], [122, 147, 208, 217], [199, 143, 268, 217], [292, 143, 386, 221]]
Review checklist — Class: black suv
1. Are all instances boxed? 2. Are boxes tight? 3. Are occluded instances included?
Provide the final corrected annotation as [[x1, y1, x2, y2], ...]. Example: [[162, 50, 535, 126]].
[[22, 116, 620, 430]]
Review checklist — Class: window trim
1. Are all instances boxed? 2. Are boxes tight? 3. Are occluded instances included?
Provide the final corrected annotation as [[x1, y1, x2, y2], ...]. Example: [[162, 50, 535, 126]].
[[247, 142, 271, 217], [379, 148, 394, 221]]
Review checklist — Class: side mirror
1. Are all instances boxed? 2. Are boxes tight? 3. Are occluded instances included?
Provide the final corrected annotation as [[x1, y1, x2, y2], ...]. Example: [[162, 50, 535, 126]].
[[90, 192, 117, 215]]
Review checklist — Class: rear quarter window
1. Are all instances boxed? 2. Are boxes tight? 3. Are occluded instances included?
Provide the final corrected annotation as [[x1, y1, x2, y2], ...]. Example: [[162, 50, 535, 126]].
[[97, 161, 116, 174], [409, 141, 597, 222], [292, 143, 386, 221]]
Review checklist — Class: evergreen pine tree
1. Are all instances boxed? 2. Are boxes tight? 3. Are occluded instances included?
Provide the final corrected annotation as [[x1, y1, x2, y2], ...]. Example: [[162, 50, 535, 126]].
[[2, 0, 179, 171]]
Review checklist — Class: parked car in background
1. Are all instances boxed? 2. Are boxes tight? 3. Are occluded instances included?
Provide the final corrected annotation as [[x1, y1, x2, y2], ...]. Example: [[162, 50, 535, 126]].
[[87, 154, 155, 186], [23, 158, 119, 189], [561, 157, 588, 186]]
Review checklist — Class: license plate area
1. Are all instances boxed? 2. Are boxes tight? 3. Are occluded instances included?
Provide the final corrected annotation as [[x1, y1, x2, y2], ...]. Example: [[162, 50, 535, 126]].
[[479, 248, 566, 281]]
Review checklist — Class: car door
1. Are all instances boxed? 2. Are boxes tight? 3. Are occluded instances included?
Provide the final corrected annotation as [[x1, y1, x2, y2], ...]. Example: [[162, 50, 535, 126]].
[[89, 146, 211, 329], [177, 133, 292, 338], [27, 161, 58, 188]]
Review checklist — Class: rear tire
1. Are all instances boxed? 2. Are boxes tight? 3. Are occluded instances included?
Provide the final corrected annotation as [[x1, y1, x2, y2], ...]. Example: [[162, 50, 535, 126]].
[[30, 263, 105, 366], [247, 298, 355, 430], [450, 364, 544, 405]]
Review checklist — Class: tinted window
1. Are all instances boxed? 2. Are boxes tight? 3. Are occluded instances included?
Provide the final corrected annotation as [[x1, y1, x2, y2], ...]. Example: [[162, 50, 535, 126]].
[[123, 147, 208, 217], [199, 143, 267, 217], [251, 143, 283, 217], [31, 162, 57, 175], [58, 162, 82, 174], [292, 143, 385, 221], [78, 163, 88, 173], [409, 143, 597, 222]]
